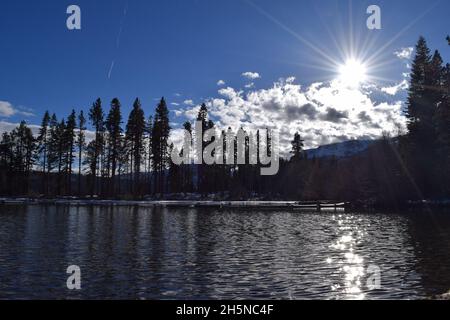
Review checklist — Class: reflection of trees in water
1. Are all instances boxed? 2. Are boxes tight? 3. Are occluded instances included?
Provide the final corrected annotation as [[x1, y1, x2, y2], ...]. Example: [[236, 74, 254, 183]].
[[4, 206, 450, 299], [407, 211, 450, 296]]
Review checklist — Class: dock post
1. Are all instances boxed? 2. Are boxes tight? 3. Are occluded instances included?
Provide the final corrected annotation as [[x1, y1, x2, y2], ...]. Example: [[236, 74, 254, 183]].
[[317, 202, 321, 212]]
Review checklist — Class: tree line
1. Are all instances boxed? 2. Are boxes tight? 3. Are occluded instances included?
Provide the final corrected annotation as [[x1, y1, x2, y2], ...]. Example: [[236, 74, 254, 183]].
[[1, 96, 173, 198], [0, 96, 276, 199], [1, 36, 449, 205]]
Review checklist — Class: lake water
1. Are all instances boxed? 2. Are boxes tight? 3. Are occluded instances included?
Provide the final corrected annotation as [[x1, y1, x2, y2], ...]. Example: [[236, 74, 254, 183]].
[[0, 205, 449, 300]]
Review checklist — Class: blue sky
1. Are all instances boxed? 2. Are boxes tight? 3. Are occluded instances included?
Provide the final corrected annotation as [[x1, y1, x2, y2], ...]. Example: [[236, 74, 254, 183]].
[[0, 0, 449, 149]]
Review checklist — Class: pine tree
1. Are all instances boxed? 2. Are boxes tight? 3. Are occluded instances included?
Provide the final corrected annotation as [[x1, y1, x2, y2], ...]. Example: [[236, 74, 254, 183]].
[[406, 37, 432, 145], [126, 98, 146, 197], [77, 110, 86, 196], [436, 63, 450, 194], [37, 111, 50, 195], [117, 133, 127, 195], [65, 110, 77, 194], [196, 103, 214, 194], [0, 132, 13, 194], [88, 98, 105, 196], [291, 132, 305, 161], [46, 114, 61, 195], [151, 97, 171, 195], [84, 140, 97, 195], [9, 122, 36, 194], [182, 121, 193, 192], [106, 98, 123, 197], [56, 119, 67, 194], [404, 37, 436, 197], [145, 116, 153, 194]]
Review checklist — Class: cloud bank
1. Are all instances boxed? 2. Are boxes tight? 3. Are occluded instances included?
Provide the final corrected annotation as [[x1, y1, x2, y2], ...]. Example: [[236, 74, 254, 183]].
[[0, 101, 34, 118], [177, 78, 408, 155]]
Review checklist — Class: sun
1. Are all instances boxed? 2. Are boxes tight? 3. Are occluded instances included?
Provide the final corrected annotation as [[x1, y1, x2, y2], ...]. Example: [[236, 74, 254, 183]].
[[338, 59, 368, 87]]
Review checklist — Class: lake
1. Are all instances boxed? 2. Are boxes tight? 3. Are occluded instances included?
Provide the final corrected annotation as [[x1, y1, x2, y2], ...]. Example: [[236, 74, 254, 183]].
[[0, 205, 449, 300]]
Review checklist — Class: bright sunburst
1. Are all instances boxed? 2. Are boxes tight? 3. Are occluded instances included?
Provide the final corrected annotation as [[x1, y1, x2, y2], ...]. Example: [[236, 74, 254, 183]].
[[338, 59, 368, 87]]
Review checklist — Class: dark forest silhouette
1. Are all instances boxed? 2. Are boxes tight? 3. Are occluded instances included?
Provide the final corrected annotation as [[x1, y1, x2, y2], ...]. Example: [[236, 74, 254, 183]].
[[1, 36, 449, 206]]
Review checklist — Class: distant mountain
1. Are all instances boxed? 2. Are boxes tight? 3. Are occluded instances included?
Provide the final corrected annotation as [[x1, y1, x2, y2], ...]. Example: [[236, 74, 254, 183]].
[[306, 140, 377, 159]]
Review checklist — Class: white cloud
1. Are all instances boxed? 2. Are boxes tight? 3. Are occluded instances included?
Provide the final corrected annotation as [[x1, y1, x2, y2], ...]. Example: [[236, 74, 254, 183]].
[[174, 109, 184, 117], [185, 106, 201, 120], [381, 79, 409, 96], [285, 76, 296, 84], [242, 72, 261, 80], [0, 101, 16, 117], [395, 47, 414, 60], [217, 80, 226, 86], [179, 78, 407, 155], [171, 102, 180, 106], [0, 101, 34, 117], [218, 87, 240, 100], [245, 82, 255, 89], [183, 99, 194, 106]]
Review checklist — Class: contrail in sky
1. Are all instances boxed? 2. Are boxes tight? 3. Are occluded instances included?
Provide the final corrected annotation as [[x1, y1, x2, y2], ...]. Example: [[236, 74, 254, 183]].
[[108, 1, 129, 80], [116, 1, 128, 49], [108, 60, 115, 79]]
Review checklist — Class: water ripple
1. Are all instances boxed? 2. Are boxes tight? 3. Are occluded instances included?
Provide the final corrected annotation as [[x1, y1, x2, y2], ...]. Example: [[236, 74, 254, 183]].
[[0, 205, 450, 299]]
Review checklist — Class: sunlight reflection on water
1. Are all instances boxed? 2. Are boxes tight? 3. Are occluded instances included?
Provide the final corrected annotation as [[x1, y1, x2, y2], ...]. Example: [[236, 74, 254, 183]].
[[329, 215, 367, 300], [0, 205, 450, 299]]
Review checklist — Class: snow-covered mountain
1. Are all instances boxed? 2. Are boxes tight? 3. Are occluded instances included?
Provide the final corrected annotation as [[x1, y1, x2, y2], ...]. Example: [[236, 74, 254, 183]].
[[306, 140, 376, 159]]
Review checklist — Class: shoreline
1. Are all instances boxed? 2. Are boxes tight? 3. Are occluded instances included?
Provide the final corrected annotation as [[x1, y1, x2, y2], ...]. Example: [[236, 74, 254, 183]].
[[0, 198, 348, 211], [1, 198, 449, 211]]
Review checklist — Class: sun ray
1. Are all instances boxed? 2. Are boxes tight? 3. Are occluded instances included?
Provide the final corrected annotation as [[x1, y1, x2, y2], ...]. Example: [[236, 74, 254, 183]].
[[245, 0, 442, 91], [245, 0, 341, 67], [365, 0, 441, 66]]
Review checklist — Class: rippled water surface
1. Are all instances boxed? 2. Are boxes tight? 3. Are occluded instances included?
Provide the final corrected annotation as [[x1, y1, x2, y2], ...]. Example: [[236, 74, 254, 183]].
[[1, 205, 450, 299]]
